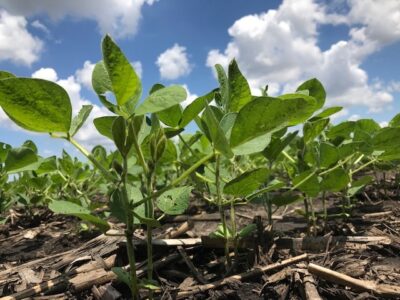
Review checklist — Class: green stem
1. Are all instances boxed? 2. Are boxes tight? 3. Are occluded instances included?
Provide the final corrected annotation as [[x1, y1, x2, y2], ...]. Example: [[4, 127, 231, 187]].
[[215, 154, 230, 268], [350, 158, 377, 175], [282, 150, 296, 164], [122, 156, 139, 299], [132, 152, 215, 209], [68, 137, 116, 182]]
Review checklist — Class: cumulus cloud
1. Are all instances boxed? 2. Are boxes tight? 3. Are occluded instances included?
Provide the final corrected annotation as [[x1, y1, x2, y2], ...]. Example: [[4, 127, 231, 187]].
[[0, 0, 157, 38], [31, 64, 114, 150], [156, 44, 192, 80], [0, 9, 43, 65], [31, 19, 50, 35], [206, 0, 400, 113]]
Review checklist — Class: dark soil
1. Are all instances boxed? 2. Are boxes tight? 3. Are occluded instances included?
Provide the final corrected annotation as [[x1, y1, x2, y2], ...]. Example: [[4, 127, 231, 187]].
[[0, 178, 399, 300]]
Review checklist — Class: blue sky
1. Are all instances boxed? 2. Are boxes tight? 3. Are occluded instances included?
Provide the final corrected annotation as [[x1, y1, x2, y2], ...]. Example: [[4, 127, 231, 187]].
[[0, 0, 399, 157]]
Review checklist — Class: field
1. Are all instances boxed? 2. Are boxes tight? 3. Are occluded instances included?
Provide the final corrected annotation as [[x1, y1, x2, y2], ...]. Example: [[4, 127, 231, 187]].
[[0, 35, 400, 300]]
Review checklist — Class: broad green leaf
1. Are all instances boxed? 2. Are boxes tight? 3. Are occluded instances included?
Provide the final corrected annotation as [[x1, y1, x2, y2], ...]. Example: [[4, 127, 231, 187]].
[[94, 116, 117, 140], [278, 94, 318, 124], [319, 142, 339, 168], [303, 118, 329, 143], [271, 192, 303, 207], [92, 61, 112, 95], [180, 89, 217, 127], [220, 112, 237, 139], [293, 170, 319, 197], [202, 106, 233, 158], [49, 200, 110, 232], [156, 186, 192, 215], [69, 105, 93, 137], [238, 224, 256, 238], [227, 59, 252, 112], [263, 131, 298, 162], [373, 127, 400, 151], [112, 267, 131, 288], [0, 78, 72, 133], [296, 78, 326, 109], [36, 156, 57, 175], [389, 113, 400, 127], [22, 140, 38, 154], [0, 142, 11, 163], [135, 85, 187, 115], [210, 223, 233, 239], [157, 104, 182, 128], [224, 168, 269, 197], [102, 35, 141, 106], [112, 116, 133, 157], [309, 106, 343, 121], [327, 121, 355, 139], [355, 119, 380, 134], [215, 64, 229, 108], [348, 175, 374, 197], [230, 96, 316, 149], [232, 132, 271, 155], [0, 71, 15, 80], [110, 189, 128, 223], [320, 167, 350, 192], [5, 147, 38, 173]]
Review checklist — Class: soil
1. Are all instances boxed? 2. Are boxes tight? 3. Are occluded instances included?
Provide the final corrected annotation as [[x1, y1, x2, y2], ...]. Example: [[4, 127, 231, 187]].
[[0, 177, 399, 300]]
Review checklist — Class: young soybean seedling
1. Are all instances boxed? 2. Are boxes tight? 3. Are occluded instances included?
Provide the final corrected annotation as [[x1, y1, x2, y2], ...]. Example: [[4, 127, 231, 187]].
[[0, 35, 215, 299]]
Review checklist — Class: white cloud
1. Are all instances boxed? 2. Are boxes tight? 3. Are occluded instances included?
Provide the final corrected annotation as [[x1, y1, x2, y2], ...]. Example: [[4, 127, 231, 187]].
[[31, 64, 114, 150], [32, 67, 58, 81], [156, 44, 192, 80], [1, 0, 157, 38], [75, 61, 95, 90], [31, 19, 50, 35], [206, 0, 400, 113], [0, 9, 43, 65], [181, 84, 198, 108]]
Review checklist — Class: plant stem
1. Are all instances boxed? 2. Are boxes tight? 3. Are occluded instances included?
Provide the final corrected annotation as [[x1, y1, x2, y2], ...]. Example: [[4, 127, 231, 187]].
[[350, 158, 377, 175], [131, 152, 215, 209], [215, 154, 230, 268], [68, 137, 116, 182], [122, 156, 139, 299]]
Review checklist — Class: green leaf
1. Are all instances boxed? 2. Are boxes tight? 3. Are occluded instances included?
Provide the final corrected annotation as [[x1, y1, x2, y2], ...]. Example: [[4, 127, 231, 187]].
[[389, 113, 400, 127], [210, 223, 233, 239], [110, 189, 128, 223], [227, 59, 252, 112], [263, 131, 297, 162], [0, 142, 11, 163], [36, 156, 57, 175], [135, 85, 187, 115], [224, 168, 269, 197], [348, 175, 374, 197], [271, 192, 303, 207], [157, 104, 182, 128], [92, 61, 112, 95], [5, 147, 38, 173], [320, 167, 350, 192], [69, 105, 93, 137], [230, 96, 316, 149], [373, 127, 400, 151], [215, 64, 229, 108], [232, 132, 271, 155], [112, 267, 131, 287], [0, 71, 15, 80], [112, 116, 133, 157], [238, 224, 256, 238], [296, 78, 326, 109], [0, 78, 72, 133], [102, 35, 141, 107], [327, 121, 355, 139], [277, 94, 318, 124], [156, 186, 192, 215], [293, 170, 319, 197], [49, 200, 110, 232], [303, 118, 329, 143], [202, 106, 233, 158], [180, 89, 216, 128], [319, 142, 339, 168], [93, 116, 117, 140], [309, 106, 343, 121]]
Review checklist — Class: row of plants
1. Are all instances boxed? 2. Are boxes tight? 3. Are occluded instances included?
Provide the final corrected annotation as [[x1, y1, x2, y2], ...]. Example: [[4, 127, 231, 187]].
[[1, 35, 400, 299]]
